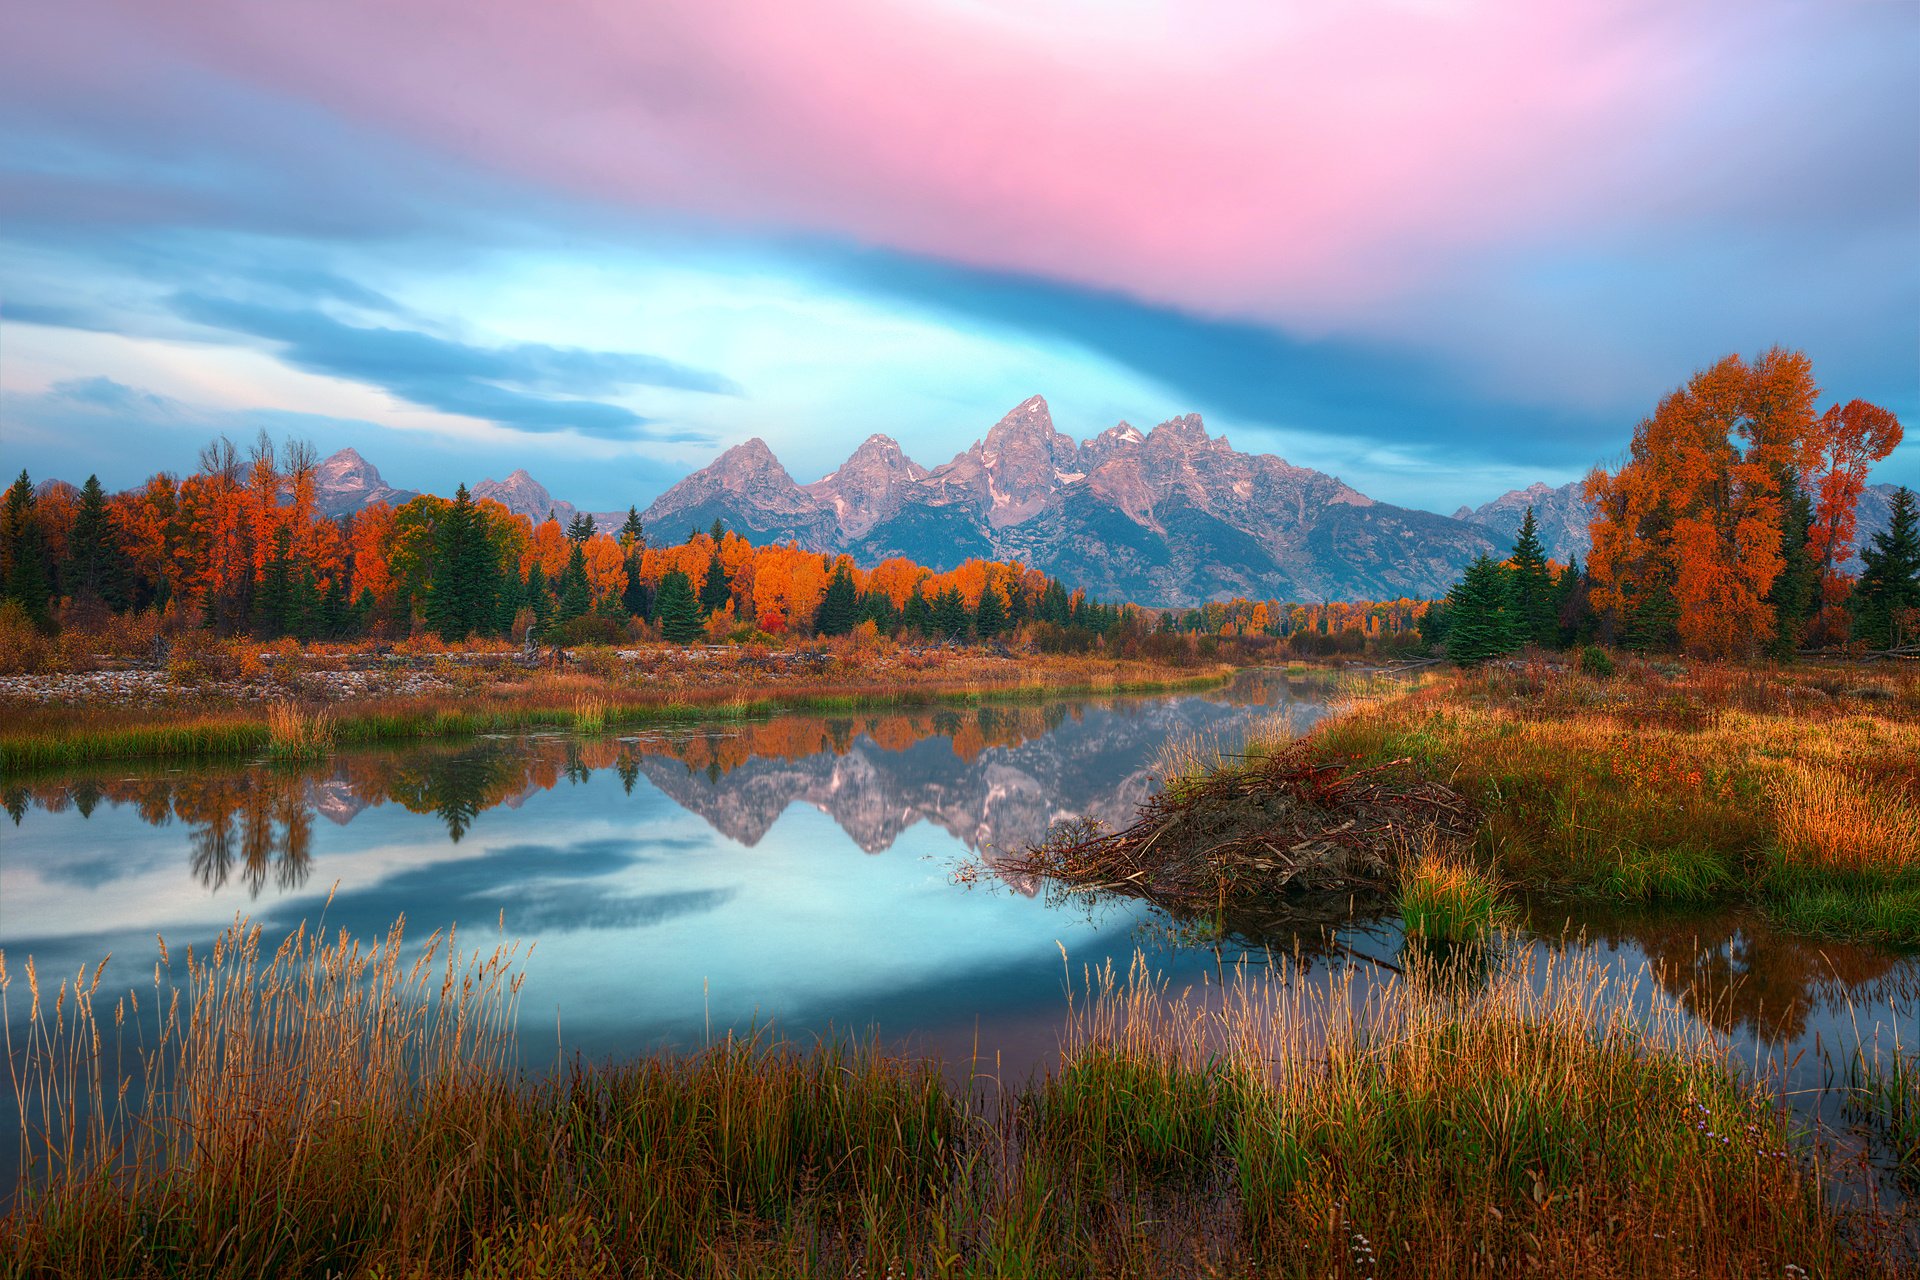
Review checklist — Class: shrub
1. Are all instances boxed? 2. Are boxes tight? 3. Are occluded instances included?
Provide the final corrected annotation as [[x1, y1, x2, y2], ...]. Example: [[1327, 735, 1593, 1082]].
[[1575, 644, 1616, 678]]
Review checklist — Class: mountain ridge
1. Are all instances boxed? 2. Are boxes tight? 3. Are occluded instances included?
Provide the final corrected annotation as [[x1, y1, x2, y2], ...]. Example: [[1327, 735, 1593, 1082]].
[[639, 396, 1498, 605]]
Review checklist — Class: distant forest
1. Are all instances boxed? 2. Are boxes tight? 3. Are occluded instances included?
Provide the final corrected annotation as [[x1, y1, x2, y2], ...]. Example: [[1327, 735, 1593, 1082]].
[[3, 348, 1914, 664]]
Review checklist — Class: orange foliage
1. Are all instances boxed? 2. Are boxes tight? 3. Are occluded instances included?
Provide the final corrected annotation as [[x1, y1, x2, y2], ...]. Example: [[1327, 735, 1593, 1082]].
[[1586, 350, 1899, 657]]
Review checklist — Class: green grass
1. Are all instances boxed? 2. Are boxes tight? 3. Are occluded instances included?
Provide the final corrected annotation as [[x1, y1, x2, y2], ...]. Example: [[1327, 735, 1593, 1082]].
[[1763, 880, 1920, 948], [1397, 853, 1518, 942]]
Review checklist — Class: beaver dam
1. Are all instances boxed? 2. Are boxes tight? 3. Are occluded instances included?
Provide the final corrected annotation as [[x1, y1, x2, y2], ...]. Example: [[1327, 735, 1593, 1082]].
[[1005, 751, 1478, 917]]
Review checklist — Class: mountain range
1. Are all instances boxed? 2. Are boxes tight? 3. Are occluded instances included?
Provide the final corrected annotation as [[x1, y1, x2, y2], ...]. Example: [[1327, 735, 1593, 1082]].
[[297, 398, 1905, 604], [635, 396, 1500, 603]]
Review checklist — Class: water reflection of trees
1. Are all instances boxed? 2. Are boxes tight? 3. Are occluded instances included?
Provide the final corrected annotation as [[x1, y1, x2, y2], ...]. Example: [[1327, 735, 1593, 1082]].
[[7, 702, 1128, 884], [1523, 903, 1907, 1045]]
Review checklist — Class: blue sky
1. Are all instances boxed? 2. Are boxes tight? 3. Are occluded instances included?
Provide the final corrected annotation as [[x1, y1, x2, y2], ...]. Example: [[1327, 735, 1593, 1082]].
[[2, 0, 1915, 514]]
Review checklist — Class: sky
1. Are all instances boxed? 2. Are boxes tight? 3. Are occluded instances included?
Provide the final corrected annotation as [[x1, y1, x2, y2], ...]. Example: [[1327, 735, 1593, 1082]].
[[1, 0, 1916, 515]]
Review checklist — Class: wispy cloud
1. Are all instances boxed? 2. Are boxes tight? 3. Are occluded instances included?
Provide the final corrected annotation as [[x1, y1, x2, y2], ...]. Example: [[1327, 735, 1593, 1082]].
[[168, 291, 735, 436]]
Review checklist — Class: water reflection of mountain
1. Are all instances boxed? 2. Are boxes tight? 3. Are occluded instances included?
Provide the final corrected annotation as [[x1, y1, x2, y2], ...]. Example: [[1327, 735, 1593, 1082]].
[[636, 697, 1313, 858], [4, 687, 1325, 899]]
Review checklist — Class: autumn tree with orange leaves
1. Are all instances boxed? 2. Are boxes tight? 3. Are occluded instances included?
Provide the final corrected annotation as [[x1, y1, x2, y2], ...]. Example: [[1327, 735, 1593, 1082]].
[[1584, 349, 1901, 658]]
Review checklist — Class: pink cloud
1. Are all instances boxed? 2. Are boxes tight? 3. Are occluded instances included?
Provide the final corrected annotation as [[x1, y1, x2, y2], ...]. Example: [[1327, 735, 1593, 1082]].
[[0, 2, 1842, 325]]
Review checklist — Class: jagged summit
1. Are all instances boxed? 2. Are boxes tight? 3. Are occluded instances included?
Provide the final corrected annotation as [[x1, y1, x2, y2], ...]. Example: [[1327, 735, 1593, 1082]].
[[308, 447, 418, 517], [638, 398, 1500, 603]]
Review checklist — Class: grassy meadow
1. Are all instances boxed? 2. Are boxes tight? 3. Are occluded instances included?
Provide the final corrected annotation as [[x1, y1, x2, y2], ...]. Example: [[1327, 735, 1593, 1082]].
[[2, 916, 1909, 1279], [1301, 658, 1920, 947]]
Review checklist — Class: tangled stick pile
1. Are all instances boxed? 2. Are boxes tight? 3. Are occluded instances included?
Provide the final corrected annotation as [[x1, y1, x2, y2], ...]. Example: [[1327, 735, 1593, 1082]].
[[1009, 753, 1478, 912]]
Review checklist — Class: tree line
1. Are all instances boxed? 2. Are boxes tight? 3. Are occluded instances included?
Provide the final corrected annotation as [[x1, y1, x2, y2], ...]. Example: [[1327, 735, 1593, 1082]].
[[0, 433, 1136, 650], [1432, 349, 1913, 662]]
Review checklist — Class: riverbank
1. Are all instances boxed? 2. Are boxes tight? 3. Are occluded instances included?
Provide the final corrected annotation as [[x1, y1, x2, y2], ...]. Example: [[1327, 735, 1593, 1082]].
[[0, 642, 1234, 772], [1020, 657, 1920, 948], [3, 916, 1908, 1278]]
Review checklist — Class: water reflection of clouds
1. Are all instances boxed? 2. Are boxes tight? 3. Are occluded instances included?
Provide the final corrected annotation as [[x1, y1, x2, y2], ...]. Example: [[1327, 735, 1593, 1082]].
[[252, 835, 739, 942]]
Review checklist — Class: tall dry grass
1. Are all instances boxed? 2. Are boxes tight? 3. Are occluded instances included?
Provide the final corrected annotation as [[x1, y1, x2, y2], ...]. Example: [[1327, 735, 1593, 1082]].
[[2, 918, 1906, 1277], [264, 702, 335, 761]]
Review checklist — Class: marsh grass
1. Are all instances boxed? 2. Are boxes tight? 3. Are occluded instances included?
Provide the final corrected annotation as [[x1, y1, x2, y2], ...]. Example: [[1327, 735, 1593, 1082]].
[[571, 692, 609, 734], [1299, 659, 1920, 942], [4, 919, 1904, 1277], [264, 703, 334, 761], [1844, 1039, 1920, 1184], [1398, 845, 1517, 942], [0, 657, 1232, 773]]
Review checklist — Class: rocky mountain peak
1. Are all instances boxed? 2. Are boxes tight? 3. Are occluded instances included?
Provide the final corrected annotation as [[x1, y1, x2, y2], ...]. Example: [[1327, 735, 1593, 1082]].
[[804, 434, 929, 538], [474, 469, 574, 526], [308, 447, 418, 517]]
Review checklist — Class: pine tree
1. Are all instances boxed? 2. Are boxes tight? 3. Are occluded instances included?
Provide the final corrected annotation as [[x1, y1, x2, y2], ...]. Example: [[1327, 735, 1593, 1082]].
[[1038, 580, 1070, 625], [525, 563, 554, 636], [618, 507, 646, 549], [1764, 472, 1817, 659], [320, 571, 350, 639], [621, 553, 648, 618], [1507, 507, 1557, 647], [814, 562, 859, 635], [426, 484, 500, 641], [699, 555, 731, 615], [933, 587, 970, 641], [902, 589, 931, 636], [1854, 487, 1920, 649], [63, 475, 129, 609], [566, 512, 596, 543], [655, 569, 703, 642], [556, 541, 591, 624], [255, 526, 293, 638], [860, 591, 898, 632], [2, 471, 54, 624], [493, 564, 524, 634], [1552, 557, 1592, 646], [709, 518, 726, 543], [975, 585, 1007, 637], [1444, 555, 1519, 664]]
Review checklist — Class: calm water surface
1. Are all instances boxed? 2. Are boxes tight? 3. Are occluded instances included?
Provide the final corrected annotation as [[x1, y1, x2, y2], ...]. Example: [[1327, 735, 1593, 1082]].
[[3, 670, 1915, 1206]]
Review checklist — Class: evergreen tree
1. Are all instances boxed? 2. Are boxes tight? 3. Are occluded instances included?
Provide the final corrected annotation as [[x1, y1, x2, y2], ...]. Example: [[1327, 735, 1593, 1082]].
[[493, 563, 524, 634], [566, 512, 596, 544], [860, 591, 898, 632], [902, 589, 932, 636], [320, 571, 350, 639], [1418, 599, 1452, 649], [1444, 555, 1519, 664], [1764, 472, 1817, 659], [255, 526, 294, 639], [975, 585, 1007, 637], [814, 562, 860, 635], [618, 507, 646, 549], [1038, 579, 1071, 625], [1552, 557, 1592, 646], [556, 541, 591, 624], [63, 475, 128, 608], [425, 484, 500, 641], [709, 518, 726, 543], [2, 471, 53, 624], [698, 554, 731, 615], [932, 587, 970, 640], [1623, 581, 1680, 653], [1854, 487, 1920, 649], [525, 563, 554, 635], [288, 563, 322, 640], [1507, 507, 1558, 647], [654, 569, 703, 642], [621, 553, 649, 619]]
